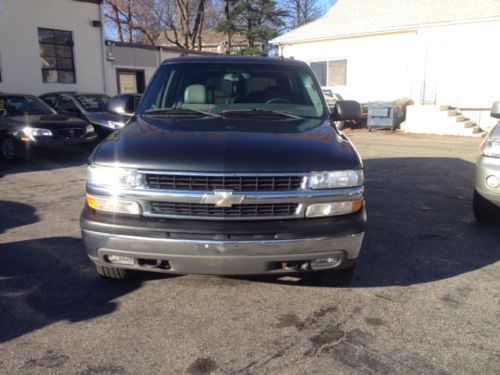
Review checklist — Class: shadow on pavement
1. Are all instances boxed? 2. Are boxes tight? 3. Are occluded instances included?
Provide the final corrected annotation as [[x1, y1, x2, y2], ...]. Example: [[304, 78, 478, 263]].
[[0, 201, 39, 234], [0, 237, 142, 343], [352, 157, 499, 287]]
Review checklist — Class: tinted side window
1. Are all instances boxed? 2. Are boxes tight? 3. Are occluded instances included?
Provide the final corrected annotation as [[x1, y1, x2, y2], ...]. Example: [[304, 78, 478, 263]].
[[41, 95, 58, 108], [57, 96, 78, 112]]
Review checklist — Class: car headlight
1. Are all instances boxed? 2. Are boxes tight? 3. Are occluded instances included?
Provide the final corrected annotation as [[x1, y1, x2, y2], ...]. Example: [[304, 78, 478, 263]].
[[87, 165, 145, 190], [482, 137, 500, 158], [86, 124, 95, 133], [108, 121, 125, 129], [23, 127, 52, 138], [308, 170, 364, 189], [86, 193, 141, 215]]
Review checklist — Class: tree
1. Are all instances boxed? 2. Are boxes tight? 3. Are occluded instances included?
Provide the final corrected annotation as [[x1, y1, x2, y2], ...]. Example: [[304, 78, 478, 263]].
[[216, 0, 288, 55], [287, 0, 323, 28], [104, 0, 209, 50]]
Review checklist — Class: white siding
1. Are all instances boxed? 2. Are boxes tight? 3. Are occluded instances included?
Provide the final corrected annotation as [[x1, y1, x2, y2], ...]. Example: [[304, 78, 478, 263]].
[[0, 0, 104, 95], [279, 19, 500, 127]]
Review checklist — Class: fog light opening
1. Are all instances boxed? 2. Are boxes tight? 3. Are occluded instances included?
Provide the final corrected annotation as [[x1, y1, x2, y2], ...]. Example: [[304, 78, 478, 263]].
[[309, 257, 342, 271], [486, 175, 500, 189], [106, 255, 135, 266]]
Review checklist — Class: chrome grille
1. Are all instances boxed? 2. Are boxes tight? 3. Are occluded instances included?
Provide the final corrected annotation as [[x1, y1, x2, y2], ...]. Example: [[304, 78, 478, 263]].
[[149, 202, 299, 219], [145, 174, 303, 192], [56, 128, 85, 138]]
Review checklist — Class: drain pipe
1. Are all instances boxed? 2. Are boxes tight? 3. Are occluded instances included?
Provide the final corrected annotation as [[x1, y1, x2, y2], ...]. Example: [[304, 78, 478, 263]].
[[98, 2, 108, 95]]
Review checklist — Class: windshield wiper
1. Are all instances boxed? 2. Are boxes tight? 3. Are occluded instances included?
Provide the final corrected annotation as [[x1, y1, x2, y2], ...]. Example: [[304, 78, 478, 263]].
[[221, 108, 303, 120], [143, 107, 220, 118]]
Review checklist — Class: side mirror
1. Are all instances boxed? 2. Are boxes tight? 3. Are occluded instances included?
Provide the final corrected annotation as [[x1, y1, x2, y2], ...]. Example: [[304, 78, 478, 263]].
[[329, 100, 362, 121], [107, 94, 139, 117], [491, 101, 500, 119]]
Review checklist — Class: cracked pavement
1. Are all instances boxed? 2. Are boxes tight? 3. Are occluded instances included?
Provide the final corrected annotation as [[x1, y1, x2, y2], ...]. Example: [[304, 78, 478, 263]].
[[0, 130, 499, 374]]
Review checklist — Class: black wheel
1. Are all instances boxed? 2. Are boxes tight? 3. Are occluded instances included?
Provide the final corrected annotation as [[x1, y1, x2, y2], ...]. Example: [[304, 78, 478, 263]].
[[1, 134, 20, 162], [308, 264, 356, 287], [473, 190, 499, 222], [96, 264, 132, 280]]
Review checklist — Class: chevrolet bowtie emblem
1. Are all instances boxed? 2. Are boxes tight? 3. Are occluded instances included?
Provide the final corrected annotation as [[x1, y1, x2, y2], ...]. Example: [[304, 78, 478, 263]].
[[201, 190, 245, 207]]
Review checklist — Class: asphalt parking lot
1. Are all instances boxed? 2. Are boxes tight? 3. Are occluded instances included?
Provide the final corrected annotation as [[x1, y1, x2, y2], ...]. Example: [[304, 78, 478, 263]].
[[0, 130, 499, 375]]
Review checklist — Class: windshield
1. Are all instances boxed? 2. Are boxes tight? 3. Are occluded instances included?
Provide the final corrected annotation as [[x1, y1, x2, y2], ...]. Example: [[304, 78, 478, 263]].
[[139, 62, 326, 119], [0, 95, 55, 116], [76, 95, 110, 112]]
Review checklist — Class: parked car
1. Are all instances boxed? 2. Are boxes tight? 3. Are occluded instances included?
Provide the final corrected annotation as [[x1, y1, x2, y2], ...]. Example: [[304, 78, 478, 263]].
[[40, 92, 129, 139], [0, 93, 97, 161], [474, 101, 500, 221], [81, 56, 366, 286]]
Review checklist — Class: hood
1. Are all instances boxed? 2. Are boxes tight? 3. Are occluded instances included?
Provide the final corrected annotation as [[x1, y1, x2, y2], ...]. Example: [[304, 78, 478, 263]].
[[86, 112, 128, 128], [7, 114, 89, 130], [92, 116, 361, 173]]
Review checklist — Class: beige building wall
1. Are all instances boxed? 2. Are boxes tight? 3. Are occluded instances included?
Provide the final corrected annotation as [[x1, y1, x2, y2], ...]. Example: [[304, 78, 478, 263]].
[[0, 0, 105, 95]]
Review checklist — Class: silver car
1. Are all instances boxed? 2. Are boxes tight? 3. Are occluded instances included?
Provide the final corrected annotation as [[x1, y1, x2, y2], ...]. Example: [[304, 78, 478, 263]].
[[474, 101, 500, 221]]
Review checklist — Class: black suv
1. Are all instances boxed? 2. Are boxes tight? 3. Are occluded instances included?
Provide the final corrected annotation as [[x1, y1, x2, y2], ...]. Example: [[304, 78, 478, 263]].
[[0, 94, 96, 161], [40, 92, 129, 139], [80, 56, 366, 286]]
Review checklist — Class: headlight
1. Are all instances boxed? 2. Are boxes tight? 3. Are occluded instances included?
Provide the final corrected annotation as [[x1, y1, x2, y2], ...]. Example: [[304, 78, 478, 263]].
[[87, 165, 145, 189], [306, 200, 364, 218], [86, 124, 95, 133], [86, 193, 141, 215], [108, 121, 125, 129], [23, 127, 52, 137], [482, 137, 500, 158], [308, 170, 363, 189]]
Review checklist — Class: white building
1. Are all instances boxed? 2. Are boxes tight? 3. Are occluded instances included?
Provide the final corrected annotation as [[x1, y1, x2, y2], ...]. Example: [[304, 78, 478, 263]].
[[271, 0, 500, 129], [0, 0, 106, 95], [0, 0, 214, 97]]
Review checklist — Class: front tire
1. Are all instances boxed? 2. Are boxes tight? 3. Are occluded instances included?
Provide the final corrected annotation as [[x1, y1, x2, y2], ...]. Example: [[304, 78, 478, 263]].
[[1, 134, 20, 162], [473, 190, 499, 222], [96, 264, 132, 280], [308, 263, 356, 287]]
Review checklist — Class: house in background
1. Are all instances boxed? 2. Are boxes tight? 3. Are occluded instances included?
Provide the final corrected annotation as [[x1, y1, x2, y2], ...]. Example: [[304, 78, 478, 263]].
[[271, 0, 500, 130], [103, 41, 216, 96], [0, 0, 106, 95], [0, 0, 217, 97], [158, 30, 263, 54]]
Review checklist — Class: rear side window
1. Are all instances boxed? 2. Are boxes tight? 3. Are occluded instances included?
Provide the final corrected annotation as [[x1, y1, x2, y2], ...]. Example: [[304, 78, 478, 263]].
[[41, 95, 58, 108]]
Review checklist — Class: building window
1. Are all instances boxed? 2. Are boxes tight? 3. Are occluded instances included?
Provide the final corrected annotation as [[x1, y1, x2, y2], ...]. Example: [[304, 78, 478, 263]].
[[310, 59, 347, 86], [38, 28, 75, 84]]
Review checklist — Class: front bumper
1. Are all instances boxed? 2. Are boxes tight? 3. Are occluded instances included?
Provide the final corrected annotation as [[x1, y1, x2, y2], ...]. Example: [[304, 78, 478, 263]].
[[81, 208, 366, 275], [476, 155, 500, 207], [18, 134, 98, 148]]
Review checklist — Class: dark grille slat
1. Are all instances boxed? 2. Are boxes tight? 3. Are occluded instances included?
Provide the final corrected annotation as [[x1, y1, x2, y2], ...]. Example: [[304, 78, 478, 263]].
[[150, 202, 298, 218], [145, 175, 303, 191], [56, 128, 85, 138]]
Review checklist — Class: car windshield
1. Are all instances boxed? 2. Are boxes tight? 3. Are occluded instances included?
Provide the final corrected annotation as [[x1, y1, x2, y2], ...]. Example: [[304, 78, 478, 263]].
[[0, 95, 55, 116], [76, 95, 110, 112], [139, 62, 326, 119]]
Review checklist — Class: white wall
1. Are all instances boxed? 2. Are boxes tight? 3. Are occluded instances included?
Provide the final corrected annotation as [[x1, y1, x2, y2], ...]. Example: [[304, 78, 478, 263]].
[[0, 0, 105, 95], [280, 31, 418, 103], [279, 19, 500, 118]]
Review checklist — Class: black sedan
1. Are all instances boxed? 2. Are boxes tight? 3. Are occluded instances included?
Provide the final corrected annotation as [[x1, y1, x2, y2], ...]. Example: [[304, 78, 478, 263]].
[[40, 92, 130, 139], [0, 94, 97, 161]]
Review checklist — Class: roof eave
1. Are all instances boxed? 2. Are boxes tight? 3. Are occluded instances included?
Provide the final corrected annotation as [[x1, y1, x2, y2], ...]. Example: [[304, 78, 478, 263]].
[[271, 16, 500, 45]]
